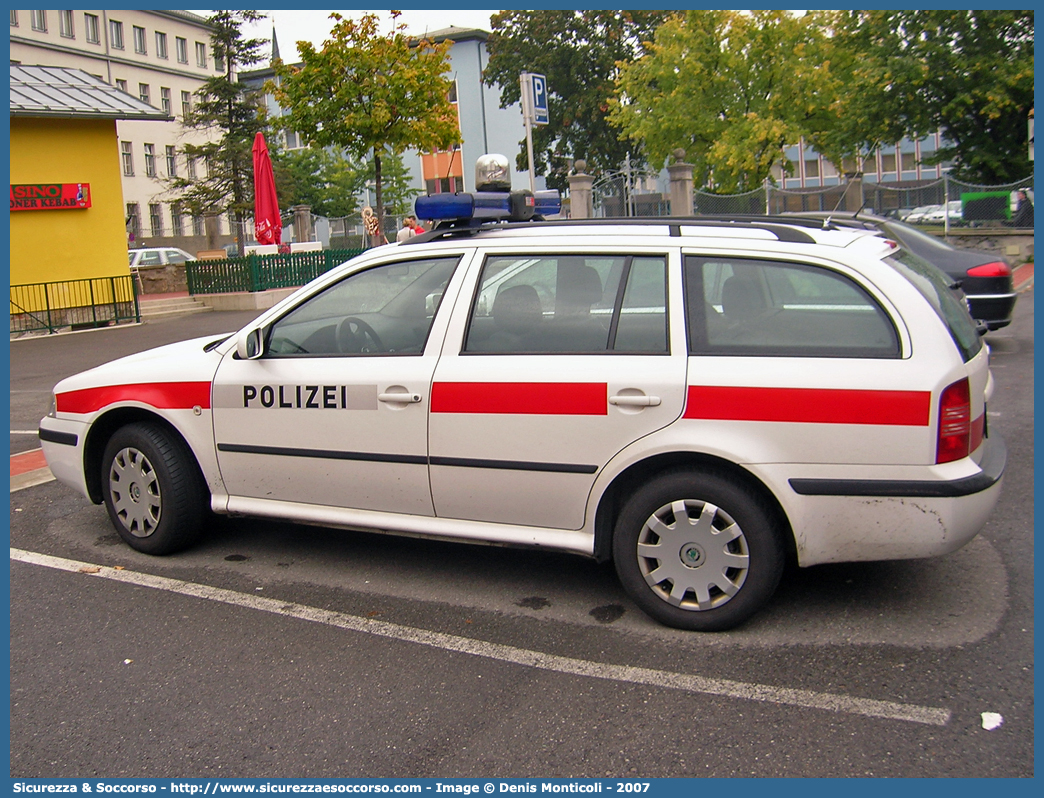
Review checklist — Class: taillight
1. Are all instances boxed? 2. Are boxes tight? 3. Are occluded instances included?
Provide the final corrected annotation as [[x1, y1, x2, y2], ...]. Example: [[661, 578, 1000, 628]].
[[966, 261, 1011, 278], [937, 378, 971, 464]]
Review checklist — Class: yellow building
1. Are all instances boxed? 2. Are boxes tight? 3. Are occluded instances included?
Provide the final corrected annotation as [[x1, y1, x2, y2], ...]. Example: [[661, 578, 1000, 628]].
[[10, 65, 171, 331]]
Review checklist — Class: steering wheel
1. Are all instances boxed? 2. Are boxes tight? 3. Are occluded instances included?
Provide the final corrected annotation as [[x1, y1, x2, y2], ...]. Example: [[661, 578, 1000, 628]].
[[336, 317, 384, 354]]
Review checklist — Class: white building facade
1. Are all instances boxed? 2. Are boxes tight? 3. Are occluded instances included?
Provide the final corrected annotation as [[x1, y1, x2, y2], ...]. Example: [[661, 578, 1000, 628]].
[[10, 9, 230, 252]]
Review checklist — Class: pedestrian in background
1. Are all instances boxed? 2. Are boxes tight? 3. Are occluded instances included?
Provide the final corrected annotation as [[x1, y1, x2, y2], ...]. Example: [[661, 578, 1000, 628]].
[[1012, 190, 1034, 228], [396, 216, 417, 243], [362, 206, 387, 247]]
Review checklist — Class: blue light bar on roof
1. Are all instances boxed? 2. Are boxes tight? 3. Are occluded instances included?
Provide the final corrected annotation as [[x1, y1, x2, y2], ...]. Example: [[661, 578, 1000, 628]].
[[415, 189, 561, 223]]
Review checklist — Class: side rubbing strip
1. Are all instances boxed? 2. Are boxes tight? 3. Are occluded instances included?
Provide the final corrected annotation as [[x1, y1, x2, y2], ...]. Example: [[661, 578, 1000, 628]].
[[430, 456, 598, 474], [217, 443, 427, 466], [38, 428, 77, 446], [684, 386, 930, 426], [217, 444, 596, 475], [431, 382, 607, 416]]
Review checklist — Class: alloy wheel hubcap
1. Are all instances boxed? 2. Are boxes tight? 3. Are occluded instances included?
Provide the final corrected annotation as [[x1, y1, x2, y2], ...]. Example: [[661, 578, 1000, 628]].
[[637, 499, 750, 611], [109, 447, 162, 538]]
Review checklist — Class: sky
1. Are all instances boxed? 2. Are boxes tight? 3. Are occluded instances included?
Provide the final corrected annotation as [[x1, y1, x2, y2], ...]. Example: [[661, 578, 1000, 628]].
[[191, 10, 501, 62]]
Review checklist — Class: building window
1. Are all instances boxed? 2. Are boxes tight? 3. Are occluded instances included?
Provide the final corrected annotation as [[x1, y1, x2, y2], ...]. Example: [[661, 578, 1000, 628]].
[[171, 204, 184, 236], [285, 130, 300, 150], [144, 144, 157, 177], [186, 156, 197, 180], [215, 53, 225, 73], [176, 36, 188, 63], [127, 204, 142, 240], [10, 10, 17, 27], [426, 177, 454, 195], [192, 216, 205, 236], [133, 25, 146, 54], [115, 79, 128, 94], [166, 145, 177, 177], [181, 90, 192, 120], [139, 83, 150, 105], [195, 41, 207, 68], [84, 13, 99, 44], [31, 10, 46, 32], [59, 10, 74, 38], [149, 204, 163, 237], [160, 87, 171, 115], [110, 20, 124, 50], [155, 31, 168, 59], [120, 141, 134, 176]]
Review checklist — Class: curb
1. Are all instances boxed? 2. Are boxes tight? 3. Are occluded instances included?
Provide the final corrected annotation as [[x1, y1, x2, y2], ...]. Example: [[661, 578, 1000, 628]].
[[1013, 262, 1033, 293], [10, 448, 54, 492]]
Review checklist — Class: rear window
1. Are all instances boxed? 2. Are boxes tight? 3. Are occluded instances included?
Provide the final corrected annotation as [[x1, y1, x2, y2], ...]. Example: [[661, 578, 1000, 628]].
[[886, 249, 982, 362]]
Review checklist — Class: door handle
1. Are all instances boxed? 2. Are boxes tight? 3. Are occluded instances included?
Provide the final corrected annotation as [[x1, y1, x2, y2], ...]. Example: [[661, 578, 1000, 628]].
[[609, 394, 661, 408], [378, 392, 422, 404]]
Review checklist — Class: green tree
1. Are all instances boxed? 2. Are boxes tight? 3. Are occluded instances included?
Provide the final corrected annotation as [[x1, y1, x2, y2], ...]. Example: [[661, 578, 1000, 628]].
[[270, 11, 459, 231], [610, 10, 841, 193], [271, 147, 421, 219], [170, 11, 268, 251], [348, 152, 423, 218], [828, 10, 1034, 183], [484, 10, 672, 188]]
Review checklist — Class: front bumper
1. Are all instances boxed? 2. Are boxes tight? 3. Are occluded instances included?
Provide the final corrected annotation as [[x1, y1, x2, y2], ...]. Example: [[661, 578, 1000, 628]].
[[38, 416, 91, 501]]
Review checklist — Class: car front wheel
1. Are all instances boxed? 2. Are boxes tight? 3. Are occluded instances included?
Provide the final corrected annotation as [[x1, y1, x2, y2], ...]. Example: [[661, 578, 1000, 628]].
[[101, 422, 207, 555], [613, 469, 785, 632]]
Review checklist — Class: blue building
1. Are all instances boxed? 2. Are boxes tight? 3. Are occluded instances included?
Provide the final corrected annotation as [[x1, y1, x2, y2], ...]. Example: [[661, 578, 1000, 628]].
[[239, 25, 543, 204]]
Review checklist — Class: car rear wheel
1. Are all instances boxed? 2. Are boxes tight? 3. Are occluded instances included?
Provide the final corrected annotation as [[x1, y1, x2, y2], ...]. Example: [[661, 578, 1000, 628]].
[[613, 469, 785, 631], [101, 422, 207, 555]]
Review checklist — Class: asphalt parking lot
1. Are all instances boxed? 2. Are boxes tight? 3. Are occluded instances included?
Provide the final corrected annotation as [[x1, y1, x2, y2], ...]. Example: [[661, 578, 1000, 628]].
[[8, 283, 1035, 778]]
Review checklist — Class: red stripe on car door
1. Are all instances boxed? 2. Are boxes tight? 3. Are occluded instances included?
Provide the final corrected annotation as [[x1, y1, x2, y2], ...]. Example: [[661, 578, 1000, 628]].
[[431, 382, 607, 415], [684, 386, 930, 426], [56, 382, 212, 414]]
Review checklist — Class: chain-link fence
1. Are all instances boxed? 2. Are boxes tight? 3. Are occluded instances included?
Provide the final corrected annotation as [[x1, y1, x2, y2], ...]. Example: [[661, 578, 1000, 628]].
[[688, 175, 1033, 228]]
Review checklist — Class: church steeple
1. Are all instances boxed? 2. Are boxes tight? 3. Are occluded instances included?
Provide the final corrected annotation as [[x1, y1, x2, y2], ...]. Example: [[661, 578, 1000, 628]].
[[271, 25, 281, 62]]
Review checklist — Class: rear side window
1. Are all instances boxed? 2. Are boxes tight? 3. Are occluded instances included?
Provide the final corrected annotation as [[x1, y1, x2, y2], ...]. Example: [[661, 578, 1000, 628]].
[[684, 255, 900, 358], [886, 249, 982, 362], [464, 254, 668, 354]]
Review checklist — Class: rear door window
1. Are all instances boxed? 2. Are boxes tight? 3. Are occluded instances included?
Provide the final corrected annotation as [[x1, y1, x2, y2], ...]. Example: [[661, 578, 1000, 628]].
[[464, 254, 668, 354], [685, 255, 900, 358]]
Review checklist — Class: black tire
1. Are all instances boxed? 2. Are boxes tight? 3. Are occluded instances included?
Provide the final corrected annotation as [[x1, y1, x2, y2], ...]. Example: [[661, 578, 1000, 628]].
[[101, 422, 208, 555], [612, 468, 785, 632]]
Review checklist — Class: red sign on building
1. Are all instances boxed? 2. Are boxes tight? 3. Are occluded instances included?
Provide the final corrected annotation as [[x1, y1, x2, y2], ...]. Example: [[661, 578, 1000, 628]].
[[10, 183, 92, 211]]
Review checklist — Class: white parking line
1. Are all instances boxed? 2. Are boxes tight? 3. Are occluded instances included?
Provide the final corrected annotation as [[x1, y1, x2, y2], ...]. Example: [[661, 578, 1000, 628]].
[[10, 547, 951, 727]]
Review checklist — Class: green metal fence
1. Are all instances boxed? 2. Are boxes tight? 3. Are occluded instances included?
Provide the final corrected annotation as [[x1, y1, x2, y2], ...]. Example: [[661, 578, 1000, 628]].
[[10, 275, 139, 336], [186, 249, 364, 295]]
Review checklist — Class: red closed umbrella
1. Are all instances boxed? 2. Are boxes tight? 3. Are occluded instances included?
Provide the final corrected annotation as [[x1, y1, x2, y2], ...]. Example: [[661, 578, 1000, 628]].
[[252, 132, 281, 245]]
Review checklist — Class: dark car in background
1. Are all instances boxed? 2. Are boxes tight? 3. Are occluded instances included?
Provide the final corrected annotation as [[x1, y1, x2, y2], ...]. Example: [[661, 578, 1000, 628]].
[[780, 212, 1017, 331]]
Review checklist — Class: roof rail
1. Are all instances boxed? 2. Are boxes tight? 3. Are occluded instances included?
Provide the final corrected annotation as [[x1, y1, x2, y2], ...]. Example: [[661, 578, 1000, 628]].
[[402, 216, 821, 246]]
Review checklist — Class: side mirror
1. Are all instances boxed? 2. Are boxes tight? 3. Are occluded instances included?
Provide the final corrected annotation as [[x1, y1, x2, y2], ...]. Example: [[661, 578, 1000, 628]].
[[235, 327, 264, 360]]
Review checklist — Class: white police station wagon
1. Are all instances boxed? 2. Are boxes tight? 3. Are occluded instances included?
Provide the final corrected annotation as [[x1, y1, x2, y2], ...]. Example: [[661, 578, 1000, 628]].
[[39, 159, 1006, 631]]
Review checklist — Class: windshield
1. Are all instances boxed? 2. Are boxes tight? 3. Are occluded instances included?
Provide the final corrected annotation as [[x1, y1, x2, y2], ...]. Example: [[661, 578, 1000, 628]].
[[886, 249, 982, 362]]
